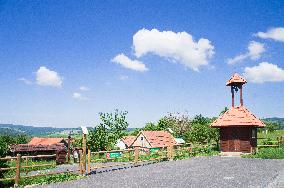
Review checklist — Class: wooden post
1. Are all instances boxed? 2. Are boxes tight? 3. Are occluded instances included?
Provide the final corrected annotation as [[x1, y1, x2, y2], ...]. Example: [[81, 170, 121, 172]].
[[170, 145, 174, 160], [167, 146, 171, 160], [15, 154, 21, 186], [134, 147, 139, 165], [240, 85, 243, 106], [87, 145, 91, 174], [25, 157, 28, 175], [82, 134, 87, 174], [67, 135, 71, 163], [231, 86, 235, 107], [79, 150, 83, 175]]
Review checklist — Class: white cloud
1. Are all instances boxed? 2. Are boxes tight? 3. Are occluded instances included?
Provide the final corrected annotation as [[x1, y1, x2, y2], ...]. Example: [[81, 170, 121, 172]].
[[133, 28, 214, 71], [111, 53, 148, 72], [255, 27, 284, 42], [18, 78, 32, 85], [36, 66, 63, 87], [227, 41, 265, 64], [72, 92, 89, 100], [79, 86, 90, 91], [243, 62, 284, 83]]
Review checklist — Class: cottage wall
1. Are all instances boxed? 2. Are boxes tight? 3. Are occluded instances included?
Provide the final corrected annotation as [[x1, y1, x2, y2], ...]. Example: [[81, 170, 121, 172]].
[[131, 133, 151, 148]]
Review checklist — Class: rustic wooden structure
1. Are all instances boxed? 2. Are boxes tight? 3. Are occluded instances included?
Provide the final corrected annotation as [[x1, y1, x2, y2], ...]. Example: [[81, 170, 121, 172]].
[[211, 73, 265, 153], [10, 137, 67, 156]]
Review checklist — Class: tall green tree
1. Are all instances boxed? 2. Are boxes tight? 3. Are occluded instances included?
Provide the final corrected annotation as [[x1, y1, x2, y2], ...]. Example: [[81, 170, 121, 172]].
[[88, 109, 129, 151]]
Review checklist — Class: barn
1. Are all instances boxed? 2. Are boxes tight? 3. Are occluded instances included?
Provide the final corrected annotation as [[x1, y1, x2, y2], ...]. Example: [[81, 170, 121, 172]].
[[211, 73, 265, 153]]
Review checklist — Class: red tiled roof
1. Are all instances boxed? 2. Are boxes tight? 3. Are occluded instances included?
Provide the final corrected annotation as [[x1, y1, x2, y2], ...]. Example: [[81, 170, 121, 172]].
[[226, 73, 247, 86], [141, 131, 177, 148], [28, 137, 65, 146], [10, 143, 66, 152], [121, 136, 136, 147], [211, 106, 265, 127]]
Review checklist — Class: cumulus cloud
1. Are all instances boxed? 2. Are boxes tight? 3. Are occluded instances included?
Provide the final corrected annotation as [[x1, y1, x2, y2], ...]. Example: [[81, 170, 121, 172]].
[[111, 53, 148, 72], [227, 41, 265, 64], [243, 62, 284, 83], [72, 92, 89, 100], [79, 86, 90, 91], [133, 29, 214, 71], [255, 27, 284, 42], [18, 77, 32, 85], [36, 66, 63, 87]]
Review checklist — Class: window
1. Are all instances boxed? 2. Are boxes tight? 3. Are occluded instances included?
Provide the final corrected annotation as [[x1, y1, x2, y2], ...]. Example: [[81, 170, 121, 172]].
[[252, 128, 256, 138]]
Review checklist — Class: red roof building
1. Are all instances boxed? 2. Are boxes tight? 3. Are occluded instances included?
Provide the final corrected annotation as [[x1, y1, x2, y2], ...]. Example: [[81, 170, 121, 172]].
[[211, 73, 265, 153], [121, 136, 136, 147], [10, 137, 67, 156], [28, 137, 66, 145], [131, 131, 177, 148]]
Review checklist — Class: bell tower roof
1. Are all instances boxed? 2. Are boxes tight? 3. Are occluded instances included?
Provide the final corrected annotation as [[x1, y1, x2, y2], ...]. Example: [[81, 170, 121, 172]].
[[226, 73, 247, 86]]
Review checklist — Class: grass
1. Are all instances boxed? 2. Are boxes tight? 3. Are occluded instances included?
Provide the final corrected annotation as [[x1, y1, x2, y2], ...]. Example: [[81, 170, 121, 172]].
[[17, 172, 83, 188], [243, 144, 284, 159]]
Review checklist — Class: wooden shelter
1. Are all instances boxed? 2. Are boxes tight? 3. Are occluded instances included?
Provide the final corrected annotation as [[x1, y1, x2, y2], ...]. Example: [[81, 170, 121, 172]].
[[211, 73, 265, 153], [10, 137, 67, 156]]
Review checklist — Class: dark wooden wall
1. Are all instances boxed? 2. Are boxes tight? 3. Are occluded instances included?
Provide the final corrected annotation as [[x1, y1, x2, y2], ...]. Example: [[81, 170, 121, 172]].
[[220, 127, 257, 153]]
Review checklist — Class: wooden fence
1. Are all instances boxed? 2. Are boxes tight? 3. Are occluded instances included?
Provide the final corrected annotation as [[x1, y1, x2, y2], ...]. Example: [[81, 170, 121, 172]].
[[0, 154, 77, 186], [257, 136, 284, 148]]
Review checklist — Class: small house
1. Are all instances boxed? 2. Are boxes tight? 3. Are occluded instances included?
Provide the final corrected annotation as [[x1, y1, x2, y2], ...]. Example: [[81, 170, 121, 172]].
[[10, 137, 67, 156], [115, 136, 136, 150], [131, 131, 177, 149], [211, 73, 265, 153]]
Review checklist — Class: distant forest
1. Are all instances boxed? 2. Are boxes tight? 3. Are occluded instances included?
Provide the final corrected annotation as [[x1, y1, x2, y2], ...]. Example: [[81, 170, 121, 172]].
[[0, 124, 136, 136]]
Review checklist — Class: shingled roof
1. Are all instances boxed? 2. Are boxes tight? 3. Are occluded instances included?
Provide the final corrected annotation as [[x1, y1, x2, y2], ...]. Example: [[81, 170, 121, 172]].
[[121, 136, 136, 147], [139, 131, 177, 148], [226, 73, 247, 86], [211, 106, 265, 127], [28, 137, 65, 146]]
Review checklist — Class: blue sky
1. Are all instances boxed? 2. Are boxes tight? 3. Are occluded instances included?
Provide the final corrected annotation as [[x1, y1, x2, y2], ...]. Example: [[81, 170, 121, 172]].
[[0, 0, 284, 128]]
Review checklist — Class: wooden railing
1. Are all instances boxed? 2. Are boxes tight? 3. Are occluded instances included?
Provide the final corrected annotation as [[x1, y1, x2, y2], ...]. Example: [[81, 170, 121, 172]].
[[0, 154, 75, 186], [257, 136, 284, 148]]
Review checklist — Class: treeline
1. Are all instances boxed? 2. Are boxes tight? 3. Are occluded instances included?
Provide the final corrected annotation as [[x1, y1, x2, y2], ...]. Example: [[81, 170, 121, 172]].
[[131, 113, 219, 145], [87, 110, 220, 152]]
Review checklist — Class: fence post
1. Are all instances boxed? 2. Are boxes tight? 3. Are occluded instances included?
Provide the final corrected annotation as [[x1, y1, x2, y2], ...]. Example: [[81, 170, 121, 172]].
[[87, 145, 91, 174], [25, 157, 28, 175], [79, 150, 83, 175], [167, 146, 171, 160], [82, 134, 87, 174], [15, 154, 21, 186], [134, 147, 139, 165]]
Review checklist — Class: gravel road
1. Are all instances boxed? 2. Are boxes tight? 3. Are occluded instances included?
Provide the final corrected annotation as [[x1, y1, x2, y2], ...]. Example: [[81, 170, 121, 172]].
[[37, 156, 284, 188]]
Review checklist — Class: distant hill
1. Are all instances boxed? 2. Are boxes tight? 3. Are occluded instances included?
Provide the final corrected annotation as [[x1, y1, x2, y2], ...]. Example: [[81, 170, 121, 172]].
[[0, 124, 139, 136], [0, 124, 81, 136], [262, 118, 284, 129]]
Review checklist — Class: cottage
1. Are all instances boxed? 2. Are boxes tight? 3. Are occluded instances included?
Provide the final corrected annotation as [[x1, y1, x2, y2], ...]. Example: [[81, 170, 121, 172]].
[[131, 131, 177, 149], [10, 137, 67, 156], [115, 136, 136, 150], [211, 73, 265, 153]]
